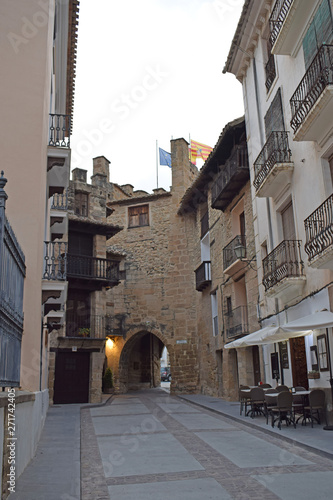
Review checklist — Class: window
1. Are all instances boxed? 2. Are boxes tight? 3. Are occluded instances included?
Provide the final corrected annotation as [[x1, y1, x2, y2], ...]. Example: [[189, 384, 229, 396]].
[[74, 191, 89, 217], [264, 88, 285, 139], [317, 334, 329, 371], [211, 292, 218, 337], [303, 0, 333, 69], [128, 204, 149, 227], [281, 201, 296, 241]]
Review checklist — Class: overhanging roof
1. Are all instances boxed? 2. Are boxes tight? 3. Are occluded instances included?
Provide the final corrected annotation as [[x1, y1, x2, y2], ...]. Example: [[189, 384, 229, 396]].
[[68, 215, 122, 238]]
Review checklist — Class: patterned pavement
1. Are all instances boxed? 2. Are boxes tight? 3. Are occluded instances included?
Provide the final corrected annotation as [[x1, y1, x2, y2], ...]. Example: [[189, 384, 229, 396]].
[[81, 390, 333, 500]]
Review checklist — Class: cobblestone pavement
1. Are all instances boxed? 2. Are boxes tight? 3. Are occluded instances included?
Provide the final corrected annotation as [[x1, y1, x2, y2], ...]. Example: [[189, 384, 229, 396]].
[[81, 389, 333, 500]]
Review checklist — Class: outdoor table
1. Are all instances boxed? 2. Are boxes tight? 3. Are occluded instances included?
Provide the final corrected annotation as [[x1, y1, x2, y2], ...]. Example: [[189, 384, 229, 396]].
[[265, 391, 311, 425]]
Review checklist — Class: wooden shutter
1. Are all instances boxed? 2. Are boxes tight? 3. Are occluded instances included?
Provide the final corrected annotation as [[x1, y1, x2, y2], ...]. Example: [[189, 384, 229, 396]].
[[281, 202, 296, 241], [264, 88, 285, 139], [128, 204, 149, 227], [303, 0, 333, 69]]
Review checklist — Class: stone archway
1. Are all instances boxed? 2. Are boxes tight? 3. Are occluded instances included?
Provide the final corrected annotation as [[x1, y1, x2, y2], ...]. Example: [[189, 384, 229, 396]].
[[117, 326, 174, 393]]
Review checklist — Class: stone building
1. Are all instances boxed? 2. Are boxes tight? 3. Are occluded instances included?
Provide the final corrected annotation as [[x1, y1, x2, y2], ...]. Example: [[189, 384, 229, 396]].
[[223, 0, 333, 418], [178, 117, 260, 401]]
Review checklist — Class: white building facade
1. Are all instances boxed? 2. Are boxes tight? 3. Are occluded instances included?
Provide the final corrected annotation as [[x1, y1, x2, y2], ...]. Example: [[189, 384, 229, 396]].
[[224, 0, 333, 418]]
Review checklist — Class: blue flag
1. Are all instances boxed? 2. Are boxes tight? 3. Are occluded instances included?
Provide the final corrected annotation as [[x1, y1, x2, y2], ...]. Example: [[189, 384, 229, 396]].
[[159, 148, 171, 168]]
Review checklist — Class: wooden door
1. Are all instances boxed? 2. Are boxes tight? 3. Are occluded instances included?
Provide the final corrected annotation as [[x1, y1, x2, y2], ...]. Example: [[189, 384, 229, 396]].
[[289, 337, 309, 389], [54, 351, 90, 403]]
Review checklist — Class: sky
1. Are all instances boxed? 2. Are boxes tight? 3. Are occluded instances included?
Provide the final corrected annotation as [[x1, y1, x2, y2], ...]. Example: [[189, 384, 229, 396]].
[[71, 0, 245, 193]]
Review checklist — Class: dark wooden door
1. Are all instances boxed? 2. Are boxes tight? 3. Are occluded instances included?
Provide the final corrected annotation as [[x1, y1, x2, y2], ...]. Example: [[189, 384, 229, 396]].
[[289, 337, 309, 389], [252, 345, 261, 385], [54, 352, 90, 403]]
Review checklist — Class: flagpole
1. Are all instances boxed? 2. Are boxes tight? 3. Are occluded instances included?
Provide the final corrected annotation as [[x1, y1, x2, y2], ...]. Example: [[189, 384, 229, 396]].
[[156, 140, 159, 189]]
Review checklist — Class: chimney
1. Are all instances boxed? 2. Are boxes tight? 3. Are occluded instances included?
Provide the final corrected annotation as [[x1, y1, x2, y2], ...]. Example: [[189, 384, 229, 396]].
[[171, 138, 198, 203], [72, 168, 87, 183], [92, 156, 110, 183]]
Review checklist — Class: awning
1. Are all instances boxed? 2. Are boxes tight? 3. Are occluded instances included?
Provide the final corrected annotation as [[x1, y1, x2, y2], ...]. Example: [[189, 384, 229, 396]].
[[223, 310, 333, 349]]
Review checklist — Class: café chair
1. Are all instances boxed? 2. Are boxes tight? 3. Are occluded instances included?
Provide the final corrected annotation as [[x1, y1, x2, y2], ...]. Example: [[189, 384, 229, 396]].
[[303, 389, 327, 427], [239, 385, 251, 416], [248, 387, 265, 418], [276, 385, 289, 393], [260, 383, 272, 388], [264, 388, 278, 424], [271, 391, 296, 430]]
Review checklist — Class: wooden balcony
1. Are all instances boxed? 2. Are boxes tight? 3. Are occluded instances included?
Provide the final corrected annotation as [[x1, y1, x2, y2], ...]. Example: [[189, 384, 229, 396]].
[[262, 240, 305, 301], [290, 44, 333, 143], [253, 131, 293, 199], [223, 235, 247, 279], [67, 254, 121, 289], [66, 313, 125, 339], [225, 306, 248, 340], [211, 145, 249, 211], [195, 261, 211, 291], [269, 0, 317, 56], [304, 193, 333, 269]]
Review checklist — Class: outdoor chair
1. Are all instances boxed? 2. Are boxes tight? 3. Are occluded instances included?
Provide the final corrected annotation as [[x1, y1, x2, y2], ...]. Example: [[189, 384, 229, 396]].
[[303, 389, 327, 427], [239, 385, 251, 415], [260, 383, 272, 388], [271, 391, 296, 430], [264, 388, 278, 424], [276, 385, 289, 393], [247, 387, 265, 418], [292, 387, 307, 422]]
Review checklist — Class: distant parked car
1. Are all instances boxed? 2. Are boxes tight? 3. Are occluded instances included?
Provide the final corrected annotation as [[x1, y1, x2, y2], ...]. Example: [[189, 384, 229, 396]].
[[161, 367, 171, 382]]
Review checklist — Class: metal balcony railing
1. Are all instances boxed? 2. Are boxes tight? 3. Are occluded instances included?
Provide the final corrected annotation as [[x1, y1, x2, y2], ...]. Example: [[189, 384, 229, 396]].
[[43, 241, 67, 280], [67, 254, 120, 282], [66, 313, 125, 339], [253, 131, 292, 192], [225, 305, 249, 340], [211, 145, 249, 208], [51, 189, 68, 211], [49, 113, 71, 148], [195, 261, 211, 291], [262, 240, 304, 291], [304, 193, 333, 261], [265, 53, 276, 92], [269, 0, 292, 48], [290, 44, 333, 134], [223, 235, 246, 271]]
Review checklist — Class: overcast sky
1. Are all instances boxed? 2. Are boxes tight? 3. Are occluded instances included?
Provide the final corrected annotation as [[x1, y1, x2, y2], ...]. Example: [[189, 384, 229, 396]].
[[71, 0, 244, 193]]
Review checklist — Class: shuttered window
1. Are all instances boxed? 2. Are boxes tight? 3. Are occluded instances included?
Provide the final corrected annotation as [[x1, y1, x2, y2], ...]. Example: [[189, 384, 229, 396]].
[[303, 0, 333, 69], [281, 202, 296, 241], [264, 88, 285, 139], [128, 204, 149, 227]]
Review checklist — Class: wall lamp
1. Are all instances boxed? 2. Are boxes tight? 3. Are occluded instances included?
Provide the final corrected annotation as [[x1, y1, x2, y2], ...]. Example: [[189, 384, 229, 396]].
[[234, 244, 256, 269], [106, 336, 115, 349]]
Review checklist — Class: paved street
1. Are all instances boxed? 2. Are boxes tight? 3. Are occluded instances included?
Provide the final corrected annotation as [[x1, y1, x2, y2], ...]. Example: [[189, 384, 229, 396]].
[[9, 389, 333, 500]]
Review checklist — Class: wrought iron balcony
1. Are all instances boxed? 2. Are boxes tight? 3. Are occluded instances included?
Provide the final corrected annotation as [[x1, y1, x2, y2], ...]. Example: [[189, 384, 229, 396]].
[[262, 240, 304, 293], [253, 131, 293, 198], [269, 0, 292, 49], [223, 235, 246, 272], [211, 145, 249, 211], [265, 54, 276, 92], [225, 305, 248, 340], [67, 254, 120, 284], [195, 261, 211, 291], [66, 313, 125, 339], [43, 241, 67, 281], [49, 114, 71, 148], [51, 189, 68, 211], [304, 193, 333, 268], [290, 45, 333, 138]]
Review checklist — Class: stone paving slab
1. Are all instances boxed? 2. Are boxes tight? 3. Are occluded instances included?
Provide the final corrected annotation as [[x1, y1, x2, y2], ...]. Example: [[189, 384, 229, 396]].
[[156, 402, 200, 413], [90, 403, 149, 416], [169, 412, 236, 430], [108, 477, 233, 500], [108, 397, 142, 405], [252, 470, 333, 500], [195, 430, 313, 468], [92, 413, 168, 435]]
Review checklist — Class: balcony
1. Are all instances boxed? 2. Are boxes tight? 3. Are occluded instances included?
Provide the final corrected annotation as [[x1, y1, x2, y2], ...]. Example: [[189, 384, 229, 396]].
[[49, 114, 71, 148], [253, 131, 293, 199], [195, 261, 211, 291], [66, 313, 125, 339], [211, 145, 249, 211], [50, 190, 68, 241], [223, 235, 247, 279], [265, 54, 276, 93], [290, 44, 333, 144], [225, 306, 249, 340], [304, 193, 333, 269], [67, 254, 121, 289], [269, 0, 317, 56], [262, 240, 305, 300], [42, 241, 68, 311]]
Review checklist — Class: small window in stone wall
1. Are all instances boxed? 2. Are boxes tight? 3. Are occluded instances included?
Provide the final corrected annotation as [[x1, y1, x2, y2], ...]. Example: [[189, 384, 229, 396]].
[[75, 191, 89, 217], [128, 204, 149, 227]]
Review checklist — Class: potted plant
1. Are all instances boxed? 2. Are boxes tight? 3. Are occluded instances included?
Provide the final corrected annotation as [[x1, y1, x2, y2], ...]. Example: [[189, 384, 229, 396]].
[[103, 367, 114, 393], [77, 327, 90, 338], [308, 370, 320, 379]]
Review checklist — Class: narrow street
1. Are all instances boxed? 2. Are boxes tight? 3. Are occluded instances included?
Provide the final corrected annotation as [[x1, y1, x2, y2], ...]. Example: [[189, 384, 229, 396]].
[[10, 389, 333, 500]]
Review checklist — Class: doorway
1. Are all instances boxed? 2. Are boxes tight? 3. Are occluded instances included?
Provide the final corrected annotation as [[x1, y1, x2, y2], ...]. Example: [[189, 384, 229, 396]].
[[289, 337, 309, 389], [53, 351, 90, 403]]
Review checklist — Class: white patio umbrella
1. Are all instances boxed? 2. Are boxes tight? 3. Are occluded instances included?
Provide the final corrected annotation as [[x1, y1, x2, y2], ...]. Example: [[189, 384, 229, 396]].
[[224, 324, 312, 349], [281, 310, 333, 332]]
